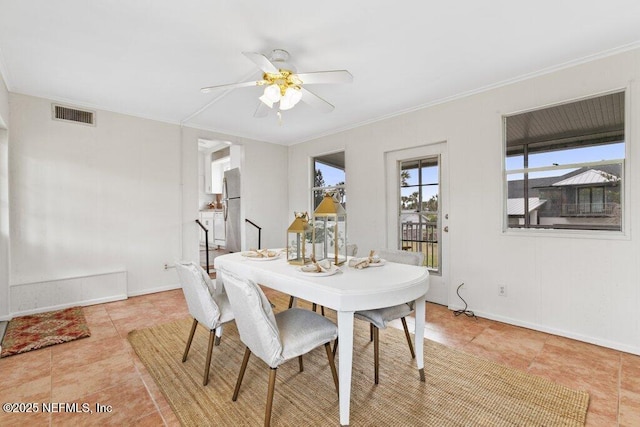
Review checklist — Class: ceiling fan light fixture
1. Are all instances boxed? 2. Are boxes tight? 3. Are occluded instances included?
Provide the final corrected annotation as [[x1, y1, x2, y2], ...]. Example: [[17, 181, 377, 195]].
[[263, 84, 281, 103], [279, 87, 302, 111]]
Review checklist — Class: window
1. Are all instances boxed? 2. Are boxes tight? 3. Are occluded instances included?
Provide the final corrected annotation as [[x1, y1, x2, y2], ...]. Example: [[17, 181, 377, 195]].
[[312, 152, 345, 210], [399, 157, 439, 271], [504, 91, 625, 232]]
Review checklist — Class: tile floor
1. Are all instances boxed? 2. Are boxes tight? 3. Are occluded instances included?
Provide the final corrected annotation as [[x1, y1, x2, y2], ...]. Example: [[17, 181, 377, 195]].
[[0, 288, 639, 426]]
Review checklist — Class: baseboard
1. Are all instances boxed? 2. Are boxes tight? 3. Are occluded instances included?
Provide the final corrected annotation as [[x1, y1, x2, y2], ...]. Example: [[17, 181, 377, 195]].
[[447, 303, 640, 356]]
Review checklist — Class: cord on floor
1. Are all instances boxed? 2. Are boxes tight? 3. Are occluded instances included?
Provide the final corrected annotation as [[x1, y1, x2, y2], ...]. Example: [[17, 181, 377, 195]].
[[453, 283, 477, 319]]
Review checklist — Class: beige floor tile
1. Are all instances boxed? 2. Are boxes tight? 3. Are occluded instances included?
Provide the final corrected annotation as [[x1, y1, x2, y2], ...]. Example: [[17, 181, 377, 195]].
[[52, 335, 129, 372], [52, 353, 137, 402], [0, 347, 52, 390], [462, 323, 548, 370], [620, 388, 640, 427], [0, 376, 51, 426], [621, 352, 640, 393], [50, 377, 157, 427]]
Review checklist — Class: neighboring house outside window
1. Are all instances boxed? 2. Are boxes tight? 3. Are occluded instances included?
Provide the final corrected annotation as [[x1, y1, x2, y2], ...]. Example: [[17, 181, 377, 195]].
[[504, 91, 625, 232], [508, 166, 621, 229]]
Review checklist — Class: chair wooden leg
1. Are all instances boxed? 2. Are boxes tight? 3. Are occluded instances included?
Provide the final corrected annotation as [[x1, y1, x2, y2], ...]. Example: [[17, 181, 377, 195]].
[[265, 368, 277, 427], [298, 355, 304, 372], [373, 325, 379, 384], [324, 343, 339, 394], [288, 296, 294, 309], [401, 317, 416, 359], [203, 330, 215, 386], [182, 318, 198, 362], [332, 338, 338, 357], [232, 347, 251, 401], [370, 323, 374, 342]]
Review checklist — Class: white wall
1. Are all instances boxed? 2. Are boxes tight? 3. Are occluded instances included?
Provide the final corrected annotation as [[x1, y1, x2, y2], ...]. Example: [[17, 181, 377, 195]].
[[7, 94, 288, 316], [9, 93, 182, 304], [0, 72, 9, 319], [289, 48, 640, 354]]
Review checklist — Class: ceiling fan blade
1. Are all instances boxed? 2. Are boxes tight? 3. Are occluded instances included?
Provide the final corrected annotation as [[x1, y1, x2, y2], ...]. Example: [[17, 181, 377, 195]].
[[242, 51, 279, 74], [200, 80, 260, 93], [253, 101, 269, 118], [295, 70, 353, 85], [300, 88, 334, 113]]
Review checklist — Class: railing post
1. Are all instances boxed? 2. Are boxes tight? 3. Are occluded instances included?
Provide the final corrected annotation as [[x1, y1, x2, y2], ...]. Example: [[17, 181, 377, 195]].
[[195, 219, 210, 274]]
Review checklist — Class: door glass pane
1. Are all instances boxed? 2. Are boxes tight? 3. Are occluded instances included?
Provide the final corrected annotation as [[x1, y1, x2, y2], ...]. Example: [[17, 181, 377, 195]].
[[399, 157, 439, 272]]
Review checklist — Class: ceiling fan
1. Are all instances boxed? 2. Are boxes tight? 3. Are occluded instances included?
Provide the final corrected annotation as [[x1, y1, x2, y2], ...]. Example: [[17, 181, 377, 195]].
[[200, 49, 353, 117]]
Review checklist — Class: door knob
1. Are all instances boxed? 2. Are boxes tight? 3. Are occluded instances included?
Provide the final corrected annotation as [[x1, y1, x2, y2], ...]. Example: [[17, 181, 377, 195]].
[[444, 226, 449, 232]]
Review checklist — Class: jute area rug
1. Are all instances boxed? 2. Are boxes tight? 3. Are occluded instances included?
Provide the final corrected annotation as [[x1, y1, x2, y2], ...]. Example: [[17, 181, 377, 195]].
[[128, 297, 589, 426], [1, 306, 91, 358]]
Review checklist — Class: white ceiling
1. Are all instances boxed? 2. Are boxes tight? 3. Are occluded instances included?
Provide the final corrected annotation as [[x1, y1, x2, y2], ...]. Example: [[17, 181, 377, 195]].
[[1, 1, 640, 145]]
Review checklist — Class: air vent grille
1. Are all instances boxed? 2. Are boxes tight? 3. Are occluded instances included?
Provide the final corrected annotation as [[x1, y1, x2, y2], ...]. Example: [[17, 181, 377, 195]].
[[52, 104, 95, 126]]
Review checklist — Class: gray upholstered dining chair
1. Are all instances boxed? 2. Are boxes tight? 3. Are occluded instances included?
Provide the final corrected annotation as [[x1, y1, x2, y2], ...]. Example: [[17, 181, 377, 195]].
[[354, 248, 425, 384], [221, 270, 339, 427], [176, 261, 235, 386]]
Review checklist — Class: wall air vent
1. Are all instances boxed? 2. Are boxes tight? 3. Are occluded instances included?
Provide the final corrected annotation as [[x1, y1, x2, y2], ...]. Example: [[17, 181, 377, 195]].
[[52, 104, 96, 126]]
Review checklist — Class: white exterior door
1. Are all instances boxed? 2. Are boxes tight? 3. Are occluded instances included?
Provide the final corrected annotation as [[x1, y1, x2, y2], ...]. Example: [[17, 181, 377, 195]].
[[385, 142, 449, 305]]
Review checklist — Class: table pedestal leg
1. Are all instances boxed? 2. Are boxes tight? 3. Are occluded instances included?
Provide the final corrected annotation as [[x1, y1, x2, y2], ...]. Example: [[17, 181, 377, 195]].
[[414, 294, 426, 381], [337, 311, 354, 425]]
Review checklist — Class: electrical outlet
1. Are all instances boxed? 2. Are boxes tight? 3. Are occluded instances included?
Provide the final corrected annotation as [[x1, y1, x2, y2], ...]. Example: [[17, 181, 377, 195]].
[[498, 285, 507, 297]]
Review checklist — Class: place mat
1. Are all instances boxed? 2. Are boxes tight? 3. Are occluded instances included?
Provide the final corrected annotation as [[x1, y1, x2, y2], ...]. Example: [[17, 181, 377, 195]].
[[1, 306, 91, 358], [128, 295, 589, 426]]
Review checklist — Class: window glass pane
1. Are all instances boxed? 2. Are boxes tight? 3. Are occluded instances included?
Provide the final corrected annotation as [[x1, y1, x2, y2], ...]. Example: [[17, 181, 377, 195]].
[[528, 142, 624, 168], [315, 161, 344, 187], [504, 91, 624, 232], [420, 186, 438, 214], [312, 152, 346, 211], [421, 161, 438, 185], [506, 154, 524, 171], [400, 156, 439, 272], [400, 187, 419, 210], [401, 162, 419, 186]]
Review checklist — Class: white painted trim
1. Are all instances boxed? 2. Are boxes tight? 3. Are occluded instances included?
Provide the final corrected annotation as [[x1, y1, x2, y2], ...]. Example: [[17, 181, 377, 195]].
[[448, 304, 640, 356]]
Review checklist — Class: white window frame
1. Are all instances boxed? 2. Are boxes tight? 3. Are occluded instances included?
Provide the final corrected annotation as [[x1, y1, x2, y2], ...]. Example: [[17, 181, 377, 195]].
[[502, 89, 630, 238]]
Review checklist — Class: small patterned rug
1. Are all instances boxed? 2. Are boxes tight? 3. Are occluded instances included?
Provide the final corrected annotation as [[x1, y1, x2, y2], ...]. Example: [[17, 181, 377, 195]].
[[0, 306, 91, 358]]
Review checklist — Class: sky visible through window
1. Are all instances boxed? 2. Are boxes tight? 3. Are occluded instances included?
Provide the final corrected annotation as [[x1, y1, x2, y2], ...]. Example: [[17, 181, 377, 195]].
[[505, 142, 624, 180], [316, 161, 344, 186]]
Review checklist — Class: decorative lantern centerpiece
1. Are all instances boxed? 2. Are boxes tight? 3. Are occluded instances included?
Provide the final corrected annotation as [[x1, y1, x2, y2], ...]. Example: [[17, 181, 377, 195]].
[[286, 212, 311, 265], [312, 193, 347, 265]]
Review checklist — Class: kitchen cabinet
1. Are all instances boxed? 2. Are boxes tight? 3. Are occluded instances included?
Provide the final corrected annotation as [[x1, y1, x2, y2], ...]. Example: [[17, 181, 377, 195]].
[[199, 212, 215, 247], [214, 211, 226, 247], [211, 157, 231, 194]]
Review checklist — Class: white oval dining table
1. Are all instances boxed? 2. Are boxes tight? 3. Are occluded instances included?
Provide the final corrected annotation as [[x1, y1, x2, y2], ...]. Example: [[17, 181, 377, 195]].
[[215, 252, 430, 426]]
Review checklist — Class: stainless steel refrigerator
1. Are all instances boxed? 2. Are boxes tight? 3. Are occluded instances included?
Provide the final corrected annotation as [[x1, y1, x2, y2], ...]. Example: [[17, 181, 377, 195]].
[[222, 167, 241, 252]]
